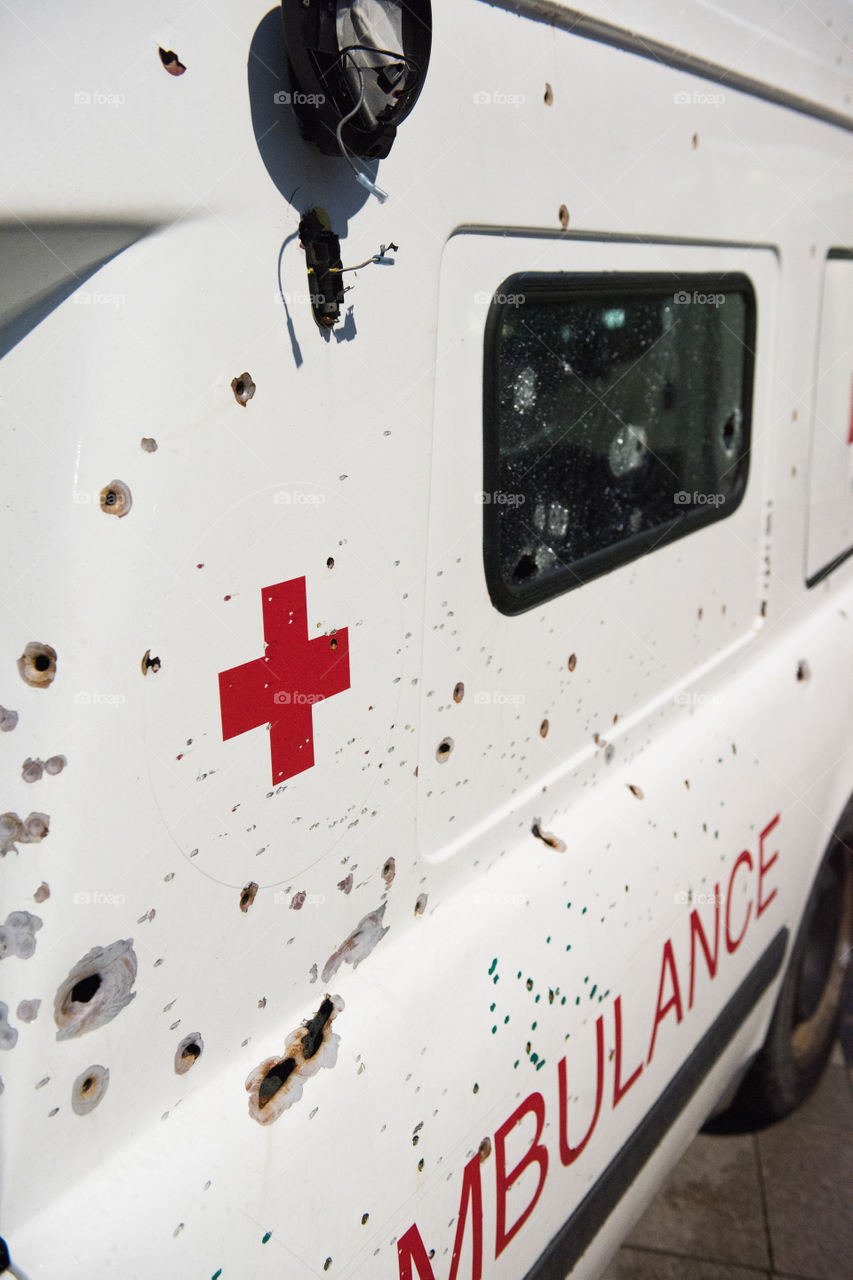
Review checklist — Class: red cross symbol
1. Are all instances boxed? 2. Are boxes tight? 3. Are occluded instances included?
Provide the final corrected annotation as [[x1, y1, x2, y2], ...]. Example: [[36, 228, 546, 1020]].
[[218, 577, 350, 784]]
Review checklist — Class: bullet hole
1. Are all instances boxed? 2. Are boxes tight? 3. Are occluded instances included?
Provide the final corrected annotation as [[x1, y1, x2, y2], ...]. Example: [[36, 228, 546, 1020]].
[[330, 636, 338, 649], [760, 600, 768, 617], [175, 1032, 204, 1075], [692, 132, 699, 148], [33, 883, 50, 903], [246, 994, 343, 1124], [531, 820, 566, 852], [604, 743, 615, 764], [381, 857, 396, 886], [54, 939, 137, 1040], [324, 1260, 332, 1272], [337, 873, 353, 894], [327, 556, 335, 569], [100, 480, 132, 518], [0, 1004, 18, 1050], [797, 660, 810, 682], [21, 758, 43, 784], [0, 911, 43, 959], [544, 82, 553, 105], [321, 904, 389, 983], [0, 706, 18, 732], [414, 893, 428, 917], [290, 891, 306, 910], [141, 649, 161, 676], [558, 204, 570, 228], [159, 47, 186, 75], [239, 882, 258, 913], [18, 642, 57, 689], [140, 437, 158, 452], [258, 997, 267, 1009], [231, 372, 256, 406], [453, 682, 465, 703], [361, 1213, 370, 1225], [627, 784, 644, 799], [539, 718, 549, 738], [17, 998, 40, 1023], [72, 1064, 109, 1116], [478, 1136, 492, 1162], [567, 653, 577, 672], [44, 755, 66, 775], [436, 737, 453, 763], [472, 1082, 479, 1093]]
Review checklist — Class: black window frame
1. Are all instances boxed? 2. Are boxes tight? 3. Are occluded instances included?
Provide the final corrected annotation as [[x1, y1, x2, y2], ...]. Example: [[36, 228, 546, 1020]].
[[483, 271, 758, 616]]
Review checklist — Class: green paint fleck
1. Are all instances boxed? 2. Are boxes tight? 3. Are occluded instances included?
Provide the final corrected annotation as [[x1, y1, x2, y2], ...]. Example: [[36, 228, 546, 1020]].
[[504, 1015, 510, 1024], [535, 1059, 545, 1071], [212, 1273, 222, 1280], [575, 996, 580, 1005], [262, 1232, 272, 1244], [531, 1021, 537, 1031], [517, 970, 522, 979], [565, 944, 571, 951], [530, 1052, 539, 1064], [567, 902, 571, 909], [590, 984, 597, 999], [546, 936, 551, 943], [492, 1025, 497, 1034], [584, 976, 589, 983], [488, 958, 497, 975], [514, 1060, 519, 1068], [534, 994, 540, 1003], [561, 996, 566, 1005], [493, 974, 499, 984], [582, 907, 587, 914], [490, 1003, 495, 1012]]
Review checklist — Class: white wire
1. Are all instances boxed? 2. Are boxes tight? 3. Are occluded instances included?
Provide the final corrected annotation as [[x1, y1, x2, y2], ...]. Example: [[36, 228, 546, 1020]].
[[335, 53, 389, 203]]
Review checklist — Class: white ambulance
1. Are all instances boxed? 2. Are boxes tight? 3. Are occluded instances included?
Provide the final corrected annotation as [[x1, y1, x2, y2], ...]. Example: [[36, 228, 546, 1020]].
[[1, 1, 852, 1277]]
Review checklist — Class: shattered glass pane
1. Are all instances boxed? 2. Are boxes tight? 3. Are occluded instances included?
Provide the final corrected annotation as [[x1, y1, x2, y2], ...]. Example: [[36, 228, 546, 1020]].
[[486, 278, 753, 608]]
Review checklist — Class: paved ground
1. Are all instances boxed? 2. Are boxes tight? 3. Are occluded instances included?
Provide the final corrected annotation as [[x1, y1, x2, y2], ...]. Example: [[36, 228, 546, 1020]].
[[600, 974, 853, 1280]]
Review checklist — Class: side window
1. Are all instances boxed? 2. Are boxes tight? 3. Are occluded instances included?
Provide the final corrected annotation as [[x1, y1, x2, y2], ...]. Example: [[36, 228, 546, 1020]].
[[806, 252, 853, 586], [483, 274, 756, 614]]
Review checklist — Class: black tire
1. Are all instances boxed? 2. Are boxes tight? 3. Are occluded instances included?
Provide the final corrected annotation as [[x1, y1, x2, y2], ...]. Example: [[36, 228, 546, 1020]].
[[710, 815, 853, 1131]]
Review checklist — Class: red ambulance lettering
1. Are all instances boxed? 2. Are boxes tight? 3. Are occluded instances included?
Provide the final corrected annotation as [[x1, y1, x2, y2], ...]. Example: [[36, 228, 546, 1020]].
[[647, 939, 684, 1064], [494, 1093, 549, 1257], [558, 1014, 605, 1166], [612, 995, 643, 1106], [757, 814, 781, 917], [688, 884, 720, 1009], [725, 851, 754, 953]]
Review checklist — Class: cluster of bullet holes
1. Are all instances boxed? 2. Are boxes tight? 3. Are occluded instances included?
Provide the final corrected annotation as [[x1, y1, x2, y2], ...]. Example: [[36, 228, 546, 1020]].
[[0, 911, 42, 959], [17, 642, 56, 688], [231, 372, 256, 406], [141, 649, 161, 676], [531, 820, 566, 853], [54, 939, 137, 1040], [1, 813, 49, 854], [72, 1064, 109, 1116], [99, 480, 132, 518], [22, 755, 66, 783], [239, 881, 258, 913], [246, 995, 343, 1125], [174, 1032, 204, 1075], [158, 47, 186, 76], [436, 737, 453, 763]]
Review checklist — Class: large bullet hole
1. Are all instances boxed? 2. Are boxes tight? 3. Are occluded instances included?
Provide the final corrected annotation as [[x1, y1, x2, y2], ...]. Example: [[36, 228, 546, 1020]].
[[18, 642, 57, 689], [531, 820, 566, 852], [72, 1064, 109, 1116], [322, 904, 389, 983], [70, 973, 101, 1004], [0, 911, 43, 959], [240, 882, 258, 912], [99, 480, 132, 518], [301, 998, 335, 1060], [259, 1057, 297, 1109], [231, 373, 256, 406], [175, 1032, 204, 1075], [54, 939, 137, 1040], [436, 737, 453, 763], [141, 650, 161, 676], [159, 47, 186, 75]]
